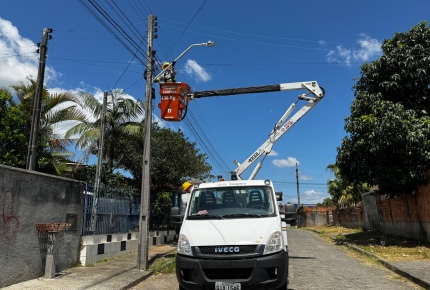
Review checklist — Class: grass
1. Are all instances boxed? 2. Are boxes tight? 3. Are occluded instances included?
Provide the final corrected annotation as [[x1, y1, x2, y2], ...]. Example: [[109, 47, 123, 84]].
[[304, 225, 430, 262], [149, 254, 176, 274]]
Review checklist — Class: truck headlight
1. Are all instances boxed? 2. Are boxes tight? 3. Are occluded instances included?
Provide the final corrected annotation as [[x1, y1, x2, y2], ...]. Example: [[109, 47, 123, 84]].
[[178, 234, 193, 256], [263, 231, 283, 255]]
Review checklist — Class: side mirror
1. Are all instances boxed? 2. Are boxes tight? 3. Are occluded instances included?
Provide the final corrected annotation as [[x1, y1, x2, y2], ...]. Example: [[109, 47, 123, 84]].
[[170, 207, 184, 228]]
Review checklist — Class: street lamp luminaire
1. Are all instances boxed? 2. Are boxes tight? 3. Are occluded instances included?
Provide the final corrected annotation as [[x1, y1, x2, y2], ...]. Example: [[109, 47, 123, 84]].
[[152, 41, 215, 82]]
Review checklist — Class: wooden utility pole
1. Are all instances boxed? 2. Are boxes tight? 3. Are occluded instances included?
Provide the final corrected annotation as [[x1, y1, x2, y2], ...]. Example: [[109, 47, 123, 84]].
[[138, 15, 157, 271], [26, 28, 53, 170]]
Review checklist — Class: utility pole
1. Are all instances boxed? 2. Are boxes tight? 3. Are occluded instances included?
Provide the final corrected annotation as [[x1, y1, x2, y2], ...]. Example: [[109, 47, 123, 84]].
[[90, 91, 108, 233], [138, 15, 157, 271], [26, 28, 53, 170], [296, 163, 301, 207], [296, 162, 301, 226]]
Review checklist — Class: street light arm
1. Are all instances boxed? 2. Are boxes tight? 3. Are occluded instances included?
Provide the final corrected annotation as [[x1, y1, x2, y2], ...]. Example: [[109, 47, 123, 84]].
[[152, 41, 214, 82]]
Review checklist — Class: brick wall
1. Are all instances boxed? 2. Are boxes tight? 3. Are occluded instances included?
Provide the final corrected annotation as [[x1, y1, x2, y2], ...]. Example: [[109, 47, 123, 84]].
[[332, 205, 366, 229], [372, 185, 430, 241], [298, 206, 336, 228]]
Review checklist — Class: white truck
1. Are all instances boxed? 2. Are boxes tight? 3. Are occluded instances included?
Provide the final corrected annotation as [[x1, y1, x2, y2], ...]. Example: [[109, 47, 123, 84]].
[[173, 81, 325, 290]]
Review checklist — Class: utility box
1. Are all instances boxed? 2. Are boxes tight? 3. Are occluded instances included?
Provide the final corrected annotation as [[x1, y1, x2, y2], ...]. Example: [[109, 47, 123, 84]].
[[158, 82, 191, 122]]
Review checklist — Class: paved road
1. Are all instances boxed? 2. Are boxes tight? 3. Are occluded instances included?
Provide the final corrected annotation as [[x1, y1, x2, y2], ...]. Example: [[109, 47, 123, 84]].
[[132, 229, 421, 290], [287, 229, 420, 290]]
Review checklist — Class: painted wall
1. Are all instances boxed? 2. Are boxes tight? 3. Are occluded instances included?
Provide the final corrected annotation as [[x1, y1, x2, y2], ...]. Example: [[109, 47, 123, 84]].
[[0, 164, 84, 288]]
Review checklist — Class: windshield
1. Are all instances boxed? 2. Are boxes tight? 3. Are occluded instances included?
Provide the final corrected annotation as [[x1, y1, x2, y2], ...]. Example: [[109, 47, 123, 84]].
[[186, 186, 276, 219]]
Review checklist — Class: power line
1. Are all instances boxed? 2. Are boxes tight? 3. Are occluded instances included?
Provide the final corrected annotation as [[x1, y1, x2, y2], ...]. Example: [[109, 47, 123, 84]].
[[161, 0, 209, 60], [158, 17, 360, 46]]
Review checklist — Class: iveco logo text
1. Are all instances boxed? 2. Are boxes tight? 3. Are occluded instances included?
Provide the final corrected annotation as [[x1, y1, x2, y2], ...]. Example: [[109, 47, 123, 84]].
[[215, 247, 240, 253]]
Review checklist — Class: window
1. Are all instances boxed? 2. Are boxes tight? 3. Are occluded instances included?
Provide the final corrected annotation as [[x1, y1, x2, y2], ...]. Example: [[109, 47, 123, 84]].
[[187, 186, 275, 219]]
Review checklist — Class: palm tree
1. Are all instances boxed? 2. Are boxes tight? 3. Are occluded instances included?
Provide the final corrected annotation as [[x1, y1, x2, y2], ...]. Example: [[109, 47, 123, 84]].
[[65, 89, 144, 173], [326, 163, 369, 208], [4, 77, 86, 174]]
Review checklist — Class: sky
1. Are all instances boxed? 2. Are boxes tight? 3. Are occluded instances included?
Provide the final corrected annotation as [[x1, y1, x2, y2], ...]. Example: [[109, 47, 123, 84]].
[[1, 0, 428, 204]]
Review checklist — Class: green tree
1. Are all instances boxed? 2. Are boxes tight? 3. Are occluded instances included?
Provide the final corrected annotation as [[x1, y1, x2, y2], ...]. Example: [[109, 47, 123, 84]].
[[66, 89, 144, 173], [0, 79, 85, 174], [336, 22, 430, 197], [316, 198, 335, 207], [0, 87, 28, 167], [114, 122, 212, 227], [116, 123, 213, 194], [326, 164, 369, 208]]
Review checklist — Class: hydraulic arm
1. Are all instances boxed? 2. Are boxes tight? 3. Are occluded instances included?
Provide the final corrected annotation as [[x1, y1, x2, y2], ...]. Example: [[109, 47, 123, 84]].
[[189, 81, 325, 180]]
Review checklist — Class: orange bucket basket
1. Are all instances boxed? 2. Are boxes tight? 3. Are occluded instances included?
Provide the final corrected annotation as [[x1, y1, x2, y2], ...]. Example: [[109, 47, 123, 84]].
[[158, 82, 191, 122]]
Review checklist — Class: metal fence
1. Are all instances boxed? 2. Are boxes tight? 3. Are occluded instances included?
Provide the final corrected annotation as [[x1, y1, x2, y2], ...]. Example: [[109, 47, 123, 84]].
[[82, 184, 177, 235], [82, 184, 140, 236]]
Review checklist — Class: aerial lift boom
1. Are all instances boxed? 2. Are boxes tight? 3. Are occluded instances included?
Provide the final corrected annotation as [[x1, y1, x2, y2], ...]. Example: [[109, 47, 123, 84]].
[[188, 81, 325, 180]]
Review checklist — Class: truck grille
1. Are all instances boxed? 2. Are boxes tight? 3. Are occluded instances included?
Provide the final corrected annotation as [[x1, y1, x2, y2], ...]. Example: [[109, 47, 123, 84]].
[[203, 268, 253, 280], [198, 245, 257, 254]]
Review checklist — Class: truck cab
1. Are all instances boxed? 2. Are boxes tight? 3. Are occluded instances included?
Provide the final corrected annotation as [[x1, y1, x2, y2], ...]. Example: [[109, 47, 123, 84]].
[[175, 179, 293, 290]]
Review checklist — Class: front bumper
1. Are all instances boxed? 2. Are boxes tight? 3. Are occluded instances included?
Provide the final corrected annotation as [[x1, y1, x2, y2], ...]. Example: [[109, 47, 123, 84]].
[[176, 250, 288, 290]]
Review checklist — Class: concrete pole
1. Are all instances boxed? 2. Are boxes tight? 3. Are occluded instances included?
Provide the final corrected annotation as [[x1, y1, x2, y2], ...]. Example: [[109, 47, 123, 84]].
[[44, 232, 56, 279], [90, 91, 108, 233], [27, 28, 52, 170], [138, 15, 155, 271], [296, 162, 301, 227]]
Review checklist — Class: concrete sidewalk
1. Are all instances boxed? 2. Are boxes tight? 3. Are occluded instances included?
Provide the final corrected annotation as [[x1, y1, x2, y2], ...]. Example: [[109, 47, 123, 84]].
[[2, 243, 177, 290]]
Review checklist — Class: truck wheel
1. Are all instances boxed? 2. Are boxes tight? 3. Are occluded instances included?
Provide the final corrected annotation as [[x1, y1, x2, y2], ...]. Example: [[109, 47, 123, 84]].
[[179, 285, 186, 290]]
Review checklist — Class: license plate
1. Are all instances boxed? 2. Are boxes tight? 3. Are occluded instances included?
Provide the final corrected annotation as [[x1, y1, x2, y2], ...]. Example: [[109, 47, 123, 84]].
[[215, 282, 241, 290]]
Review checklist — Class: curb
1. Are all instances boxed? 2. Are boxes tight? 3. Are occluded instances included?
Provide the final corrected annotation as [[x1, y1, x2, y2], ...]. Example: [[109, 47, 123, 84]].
[[329, 236, 430, 290]]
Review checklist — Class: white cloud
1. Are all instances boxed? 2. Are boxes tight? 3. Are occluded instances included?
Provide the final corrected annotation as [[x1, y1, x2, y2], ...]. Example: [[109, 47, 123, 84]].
[[268, 150, 278, 156], [300, 175, 313, 181], [272, 157, 299, 167], [326, 34, 382, 66], [184, 59, 211, 82], [0, 17, 59, 87], [319, 40, 326, 46], [302, 190, 327, 204]]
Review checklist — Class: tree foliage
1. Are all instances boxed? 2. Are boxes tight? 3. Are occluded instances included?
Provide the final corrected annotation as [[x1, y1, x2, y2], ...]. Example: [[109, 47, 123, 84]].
[[66, 89, 144, 170], [326, 164, 369, 208], [336, 22, 430, 197], [0, 79, 84, 174], [316, 198, 335, 207], [115, 122, 212, 194], [0, 87, 29, 167]]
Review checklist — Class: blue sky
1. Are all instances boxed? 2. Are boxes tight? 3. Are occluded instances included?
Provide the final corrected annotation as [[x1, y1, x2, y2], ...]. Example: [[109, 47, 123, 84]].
[[1, 1, 428, 204]]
